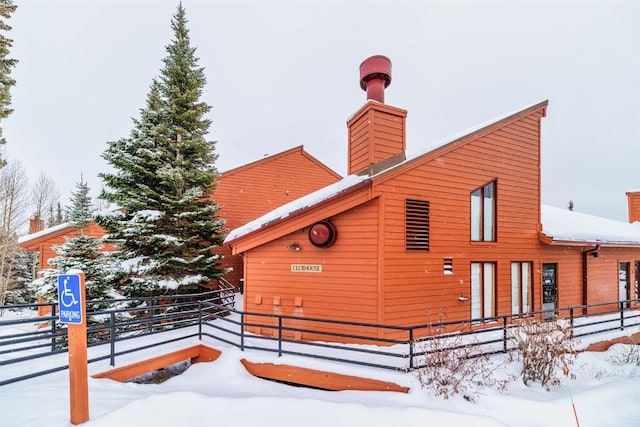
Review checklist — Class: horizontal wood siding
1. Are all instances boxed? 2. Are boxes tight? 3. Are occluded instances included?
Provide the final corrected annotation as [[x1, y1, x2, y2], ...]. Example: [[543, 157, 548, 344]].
[[20, 223, 111, 272], [628, 192, 640, 223], [586, 248, 640, 313], [348, 103, 406, 175], [243, 199, 380, 338], [213, 149, 340, 288], [376, 114, 545, 326], [371, 110, 405, 163]]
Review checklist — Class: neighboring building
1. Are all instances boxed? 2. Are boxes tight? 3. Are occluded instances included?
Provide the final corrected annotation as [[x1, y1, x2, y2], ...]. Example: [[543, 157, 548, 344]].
[[18, 221, 110, 275], [627, 190, 640, 223], [213, 146, 341, 289], [224, 55, 640, 341], [18, 147, 341, 292]]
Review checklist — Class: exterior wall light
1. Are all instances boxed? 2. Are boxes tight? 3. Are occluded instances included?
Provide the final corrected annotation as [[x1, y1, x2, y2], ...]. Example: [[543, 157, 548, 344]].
[[287, 242, 301, 251]]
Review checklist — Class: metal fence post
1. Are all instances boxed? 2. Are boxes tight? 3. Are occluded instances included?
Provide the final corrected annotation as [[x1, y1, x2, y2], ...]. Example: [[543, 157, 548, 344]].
[[502, 316, 508, 353], [569, 308, 574, 338], [110, 312, 116, 366], [50, 303, 57, 352], [240, 312, 245, 352], [278, 317, 283, 357], [620, 301, 625, 330], [198, 301, 202, 340], [408, 329, 414, 370], [148, 297, 155, 334]]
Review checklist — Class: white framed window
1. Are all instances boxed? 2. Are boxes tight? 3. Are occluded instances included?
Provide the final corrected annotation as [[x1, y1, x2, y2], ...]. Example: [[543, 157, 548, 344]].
[[511, 262, 532, 315], [471, 262, 496, 320], [471, 181, 496, 241]]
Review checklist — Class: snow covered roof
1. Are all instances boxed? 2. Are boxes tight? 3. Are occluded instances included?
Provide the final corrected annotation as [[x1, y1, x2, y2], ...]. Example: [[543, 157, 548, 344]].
[[17, 221, 72, 244], [541, 205, 640, 246], [224, 174, 369, 243], [18, 207, 120, 245]]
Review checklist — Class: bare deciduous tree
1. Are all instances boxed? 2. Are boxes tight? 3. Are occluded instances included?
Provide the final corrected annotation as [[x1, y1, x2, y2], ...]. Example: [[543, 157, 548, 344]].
[[30, 171, 59, 229], [0, 160, 28, 308]]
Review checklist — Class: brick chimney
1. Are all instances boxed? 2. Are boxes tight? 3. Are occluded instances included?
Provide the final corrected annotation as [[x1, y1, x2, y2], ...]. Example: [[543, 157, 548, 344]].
[[627, 190, 640, 223], [29, 218, 45, 233], [347, 55, 407, 176]]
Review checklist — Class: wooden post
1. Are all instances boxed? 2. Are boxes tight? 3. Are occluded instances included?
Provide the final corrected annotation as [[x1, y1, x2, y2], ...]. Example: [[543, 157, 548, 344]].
[[65, 271, 89, 424]]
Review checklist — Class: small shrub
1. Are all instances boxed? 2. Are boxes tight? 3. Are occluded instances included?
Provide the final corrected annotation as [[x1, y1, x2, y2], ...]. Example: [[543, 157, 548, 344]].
[[608, 336, 640, 367], [414, 311, 513, 402], [508, 316, 578, 390]]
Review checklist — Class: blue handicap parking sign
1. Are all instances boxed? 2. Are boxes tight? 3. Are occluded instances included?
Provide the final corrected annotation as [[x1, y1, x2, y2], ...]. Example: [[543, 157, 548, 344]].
[[58, 274, 83, 324]]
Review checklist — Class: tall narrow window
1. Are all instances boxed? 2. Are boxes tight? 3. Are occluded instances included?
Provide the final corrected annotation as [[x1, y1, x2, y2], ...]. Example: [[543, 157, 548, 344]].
[[471, 181, 496, 241], [471, 262, 496, 320], [511, 262, 532, 315], [406, 199, 429, 251]]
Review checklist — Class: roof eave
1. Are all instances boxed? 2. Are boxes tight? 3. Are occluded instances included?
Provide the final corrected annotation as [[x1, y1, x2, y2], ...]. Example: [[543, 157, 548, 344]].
[[538, 232, 640, 248], [226, 179, 372, 251]]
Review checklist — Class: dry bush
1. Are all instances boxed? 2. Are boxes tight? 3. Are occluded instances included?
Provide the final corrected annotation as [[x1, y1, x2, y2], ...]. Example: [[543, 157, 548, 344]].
[[414, 312, 513, 402], [608, 335, 640, 367], [508, 316, 578, 390]]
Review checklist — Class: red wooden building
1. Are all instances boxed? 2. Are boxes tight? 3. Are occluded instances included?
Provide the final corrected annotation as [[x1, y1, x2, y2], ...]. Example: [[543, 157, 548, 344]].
[[213, 146, 341, 288], [225, 56, 640, 340], [19, 147, 341, 292]]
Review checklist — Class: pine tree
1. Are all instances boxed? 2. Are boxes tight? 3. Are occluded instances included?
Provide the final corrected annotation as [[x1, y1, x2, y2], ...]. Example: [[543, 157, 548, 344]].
[[97, 4, 227, 298], [31, 179, 112, 303], [0, 0, 17, 167]]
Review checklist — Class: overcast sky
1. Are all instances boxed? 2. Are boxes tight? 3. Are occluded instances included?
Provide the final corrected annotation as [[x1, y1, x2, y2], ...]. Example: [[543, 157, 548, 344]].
[[4, 0, 639, 223]]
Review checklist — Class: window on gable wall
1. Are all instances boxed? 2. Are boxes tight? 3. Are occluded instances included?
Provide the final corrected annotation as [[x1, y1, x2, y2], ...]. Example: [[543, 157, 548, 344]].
[[471, 181, 496, 241], [405, 199, 430, 251], [511, 262, 532, 315]]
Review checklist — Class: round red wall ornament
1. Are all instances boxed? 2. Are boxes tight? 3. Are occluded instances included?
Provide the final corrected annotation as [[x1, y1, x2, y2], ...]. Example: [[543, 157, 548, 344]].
[[308, 221, 337, 248]]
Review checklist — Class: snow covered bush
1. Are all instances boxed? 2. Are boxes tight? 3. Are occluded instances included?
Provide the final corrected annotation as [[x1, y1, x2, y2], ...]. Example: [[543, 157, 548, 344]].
[[414, 312, 513, 402], [608, 338, 640, 367], [508, 316, 578, 390]]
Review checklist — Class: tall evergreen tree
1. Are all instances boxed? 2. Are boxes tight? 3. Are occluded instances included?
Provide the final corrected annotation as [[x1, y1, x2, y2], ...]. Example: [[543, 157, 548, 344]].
[[0, 0, 17, 167], [31, 179, 112, 302], [97, 4, 226, 297]]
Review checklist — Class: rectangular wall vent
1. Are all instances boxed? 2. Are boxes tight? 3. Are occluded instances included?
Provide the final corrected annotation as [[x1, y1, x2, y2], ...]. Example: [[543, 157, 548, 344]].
[[406, 199, 430, 251]]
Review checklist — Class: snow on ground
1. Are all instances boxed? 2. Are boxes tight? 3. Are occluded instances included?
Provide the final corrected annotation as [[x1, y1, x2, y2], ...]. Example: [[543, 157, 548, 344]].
[[1, 303, 640, 427]]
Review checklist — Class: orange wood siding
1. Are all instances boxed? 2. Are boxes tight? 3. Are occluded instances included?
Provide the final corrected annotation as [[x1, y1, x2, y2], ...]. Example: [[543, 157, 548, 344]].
[[20, 222, 111, 272], [627, 191, 640, 223], [243, 199, 380, 339], [232, 100, 640, 342], [374, 113, 545, 326], [213, 147, 340, 288], [347, 102, 406, 175]]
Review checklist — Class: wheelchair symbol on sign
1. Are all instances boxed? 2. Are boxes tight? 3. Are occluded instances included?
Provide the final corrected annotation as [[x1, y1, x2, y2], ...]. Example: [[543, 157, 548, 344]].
[[60, 277, 78, 308]]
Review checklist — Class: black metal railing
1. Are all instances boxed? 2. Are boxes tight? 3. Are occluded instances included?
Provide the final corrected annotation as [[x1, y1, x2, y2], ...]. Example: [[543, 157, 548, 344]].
[[0, 288, 234, 385], [1, 294, 639, 386], [198, 297, 640, 372]]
